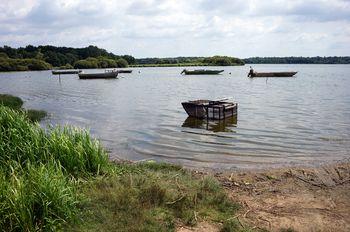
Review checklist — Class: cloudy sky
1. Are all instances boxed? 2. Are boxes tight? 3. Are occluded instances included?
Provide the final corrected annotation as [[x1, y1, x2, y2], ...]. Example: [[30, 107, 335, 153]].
[[0, 0, 349, 58]]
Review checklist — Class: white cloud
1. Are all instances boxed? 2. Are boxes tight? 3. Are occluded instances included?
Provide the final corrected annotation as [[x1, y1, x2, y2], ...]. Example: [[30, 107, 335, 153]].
[[0, 0, 349, 57]]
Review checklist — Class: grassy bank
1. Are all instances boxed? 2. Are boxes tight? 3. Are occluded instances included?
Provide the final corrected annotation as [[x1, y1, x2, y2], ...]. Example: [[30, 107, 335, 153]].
[[0, 102, 253, 231], [0, 94, 47, 122]]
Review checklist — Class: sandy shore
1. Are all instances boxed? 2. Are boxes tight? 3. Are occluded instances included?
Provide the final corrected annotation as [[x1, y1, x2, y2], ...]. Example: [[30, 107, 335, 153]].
[[211, 160, 350, 232], [176, 160, 350, 232]]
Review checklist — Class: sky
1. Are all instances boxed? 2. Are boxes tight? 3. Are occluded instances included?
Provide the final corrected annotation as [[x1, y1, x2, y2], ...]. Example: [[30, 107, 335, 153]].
[[0, 0, 349, 58]]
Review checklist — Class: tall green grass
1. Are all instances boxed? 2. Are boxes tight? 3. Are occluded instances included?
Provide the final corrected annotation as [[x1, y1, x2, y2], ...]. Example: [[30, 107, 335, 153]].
[[0, 106, 110, 231], [0, 106, 110, 177], [0, 163, 78, 231], [0, 94, 47, 122]]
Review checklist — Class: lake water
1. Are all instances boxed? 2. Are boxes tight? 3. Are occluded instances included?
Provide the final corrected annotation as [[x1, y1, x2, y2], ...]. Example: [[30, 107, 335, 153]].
[[1, 64, 350, 170]]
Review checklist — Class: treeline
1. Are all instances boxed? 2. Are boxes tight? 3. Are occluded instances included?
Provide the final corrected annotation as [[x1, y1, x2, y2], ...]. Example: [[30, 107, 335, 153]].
[[135, 56, 245, 66], [0, 45, 136, 71], [244, 56, 350, 64]]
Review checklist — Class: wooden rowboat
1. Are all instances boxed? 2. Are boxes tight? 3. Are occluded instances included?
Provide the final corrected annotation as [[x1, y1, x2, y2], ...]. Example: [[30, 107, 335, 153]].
[[182, 99, 237, 120], [248, 71, 297, 78], [78, 71, 118, 79], [52, 70, 82, 75], [117, 70, 132, 73], [181, 69, 224, 75]]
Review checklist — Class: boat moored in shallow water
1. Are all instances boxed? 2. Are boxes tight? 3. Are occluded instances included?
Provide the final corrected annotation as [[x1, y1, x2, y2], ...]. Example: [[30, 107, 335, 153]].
[[182, 99, 237, 120], [52, 70, 82, 75], [248, 71, 297, 78], [78, 70, 118, 79], [181, 69, 224, 75], [117, 70, 132, 73]]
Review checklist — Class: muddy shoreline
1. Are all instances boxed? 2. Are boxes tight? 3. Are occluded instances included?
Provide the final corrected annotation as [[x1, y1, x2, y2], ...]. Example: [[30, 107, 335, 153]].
[[209, 160, 350, 232]]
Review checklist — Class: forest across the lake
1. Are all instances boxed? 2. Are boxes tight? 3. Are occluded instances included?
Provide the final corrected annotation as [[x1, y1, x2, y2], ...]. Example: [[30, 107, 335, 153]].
[[0, 45, 349, 71]]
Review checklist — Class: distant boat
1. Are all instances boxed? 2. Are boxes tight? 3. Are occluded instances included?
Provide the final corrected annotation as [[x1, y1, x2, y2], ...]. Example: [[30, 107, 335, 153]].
[[78, 70, 118, 79], [181, 69, 224, 75], [52, 70, 82, 75], [117, 70, 132, 73], [105, 69, 132, 73], [248, 71, 297, 78], [182, 99, 237, 120]]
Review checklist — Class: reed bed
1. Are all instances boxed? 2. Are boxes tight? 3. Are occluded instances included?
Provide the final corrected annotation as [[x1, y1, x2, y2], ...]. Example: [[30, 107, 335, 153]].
[[0, 106, 110, 231], [0, 94, 47, 122]]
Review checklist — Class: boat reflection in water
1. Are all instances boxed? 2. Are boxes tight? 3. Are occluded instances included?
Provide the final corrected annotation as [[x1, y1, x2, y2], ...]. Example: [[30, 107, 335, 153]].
[[182, 115, 237, 132]]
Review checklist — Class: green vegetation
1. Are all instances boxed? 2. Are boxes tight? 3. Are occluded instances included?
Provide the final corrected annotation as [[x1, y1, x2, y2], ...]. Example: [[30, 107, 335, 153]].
[[203, 56, 245, 66], [25, 109, 47, 122], [0, 57, 52, 71], [0, 102, 250, 231], [2, 45, 349, 72], [135, 56, 245, 67], [0, 45, 134, 71], [0, 94, 23, 109], [58, 63, 74, 70], [68, 162, 241, 231], [244, 56, 350, 64], [0, 94, 47, 122], [0, 106, 110, 231], [73, 56, 128, 69]]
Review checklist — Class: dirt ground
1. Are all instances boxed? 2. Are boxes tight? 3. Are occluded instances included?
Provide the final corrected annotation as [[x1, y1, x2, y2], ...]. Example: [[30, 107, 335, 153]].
[[177, 161, 350, 232], [214, 161, 350, 232]]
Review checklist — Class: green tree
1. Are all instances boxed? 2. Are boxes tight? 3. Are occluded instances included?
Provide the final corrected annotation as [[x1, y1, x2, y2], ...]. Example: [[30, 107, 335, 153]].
[[116, 58, 128, 68]]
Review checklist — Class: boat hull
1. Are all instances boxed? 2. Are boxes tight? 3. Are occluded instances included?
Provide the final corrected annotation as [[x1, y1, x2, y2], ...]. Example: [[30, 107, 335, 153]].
[[249, 72, 297, 78], [118, 70, 132, 73], [78, 72, 118, 79], [182, 70, 224, 75], [182, 100, 237, 120], [52, 70, 81, 75], [182, 100, 208, 118]]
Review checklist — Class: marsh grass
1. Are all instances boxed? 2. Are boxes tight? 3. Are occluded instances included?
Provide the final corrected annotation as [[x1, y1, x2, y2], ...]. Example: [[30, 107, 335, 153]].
[[0, 106, 247, 231], [68, 162, 241, 231], [0, 94, 23, 109], [25, 109, 47, 122], [0, 106, 111, 231], [0, 163, 78, 231], [0, 106, 110, 177], [0, 94, 47, 122]]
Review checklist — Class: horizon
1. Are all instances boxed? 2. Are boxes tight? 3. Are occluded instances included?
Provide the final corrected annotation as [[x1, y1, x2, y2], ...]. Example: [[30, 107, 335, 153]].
[[1, 0, 349, 58], [2, 44, 350, 60]]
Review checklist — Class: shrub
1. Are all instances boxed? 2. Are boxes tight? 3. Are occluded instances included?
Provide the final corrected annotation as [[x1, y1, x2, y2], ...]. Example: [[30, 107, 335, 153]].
[[58, 63, 74, 69], [116, 58, 128, 68], [202, 56, 245, 66], [0, 58, 52, 71], [97, 56, 117, 68], [74, 59, 99, 69], [25, 59, 52, 70]]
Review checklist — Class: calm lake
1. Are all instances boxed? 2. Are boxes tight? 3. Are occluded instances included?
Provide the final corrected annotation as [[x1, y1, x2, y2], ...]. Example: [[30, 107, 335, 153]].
[[1, 64, 350, 170]]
